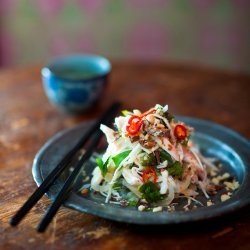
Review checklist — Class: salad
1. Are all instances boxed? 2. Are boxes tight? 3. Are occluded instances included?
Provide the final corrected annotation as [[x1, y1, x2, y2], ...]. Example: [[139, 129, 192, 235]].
[[90, 104, 239, 212]]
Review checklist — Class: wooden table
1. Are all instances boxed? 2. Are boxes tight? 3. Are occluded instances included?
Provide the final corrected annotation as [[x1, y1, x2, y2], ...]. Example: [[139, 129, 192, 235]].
[[0, 63, 249, 250]]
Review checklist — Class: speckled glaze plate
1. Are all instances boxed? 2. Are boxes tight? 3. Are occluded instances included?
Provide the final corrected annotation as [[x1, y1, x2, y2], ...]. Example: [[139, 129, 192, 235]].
[[32, 117, 250, 225]]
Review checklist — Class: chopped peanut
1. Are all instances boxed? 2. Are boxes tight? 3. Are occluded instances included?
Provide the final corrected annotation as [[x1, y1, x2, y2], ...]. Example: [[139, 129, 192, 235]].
[[138, 205, 146, 211], [207, 200, 213, 207], [221, 194, 230, 202], [153, 206, 162, 212]]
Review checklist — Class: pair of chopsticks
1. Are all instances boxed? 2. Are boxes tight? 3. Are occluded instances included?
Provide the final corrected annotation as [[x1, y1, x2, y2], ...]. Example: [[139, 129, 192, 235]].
[[10, 102, 121, 232]]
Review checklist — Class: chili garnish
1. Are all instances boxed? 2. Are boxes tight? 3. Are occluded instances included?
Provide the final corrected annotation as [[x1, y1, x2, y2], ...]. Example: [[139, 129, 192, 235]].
[[142, 167, 157, 183], [174, 124, 187, 140], [140, 108, 155, 118], [126, 108, 156, 136], [126, 115, 142, 136]]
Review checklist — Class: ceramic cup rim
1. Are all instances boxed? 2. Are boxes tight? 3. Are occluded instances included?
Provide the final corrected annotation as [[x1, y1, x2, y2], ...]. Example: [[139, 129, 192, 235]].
[[41, 53, 112, 83]]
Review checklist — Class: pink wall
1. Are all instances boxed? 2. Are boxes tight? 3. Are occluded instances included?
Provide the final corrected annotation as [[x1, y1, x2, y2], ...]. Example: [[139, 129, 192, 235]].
[[0, 0, 250, 73]]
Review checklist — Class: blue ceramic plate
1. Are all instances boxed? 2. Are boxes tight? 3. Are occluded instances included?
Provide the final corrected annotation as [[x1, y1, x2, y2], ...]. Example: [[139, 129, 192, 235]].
[[32, 117, 250, 224]]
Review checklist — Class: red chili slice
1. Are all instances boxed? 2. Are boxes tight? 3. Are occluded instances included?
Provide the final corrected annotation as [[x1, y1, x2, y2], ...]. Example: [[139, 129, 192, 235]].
[[142, 167, 157, 183], [174, 124, 187, 140], [126, 108, 156, 136], [128, 115, 141, 125], [126, 115, 142, 136]]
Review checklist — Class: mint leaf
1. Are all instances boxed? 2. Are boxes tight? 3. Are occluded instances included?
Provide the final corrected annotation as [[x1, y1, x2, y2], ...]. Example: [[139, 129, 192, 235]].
[[139, 153, 157, 166], [159, 148, 174, 165], [112, 150, 131, 167], [96, 150, 132, 177], [139, 182, 161, 203], [96, 157, 109, 177], [167, 161, 183, 178]]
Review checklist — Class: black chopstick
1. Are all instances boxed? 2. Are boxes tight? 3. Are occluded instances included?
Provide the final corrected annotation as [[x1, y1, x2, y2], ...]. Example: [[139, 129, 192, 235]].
[[37, 129, 103, 232], [10, 102, 121, 227]]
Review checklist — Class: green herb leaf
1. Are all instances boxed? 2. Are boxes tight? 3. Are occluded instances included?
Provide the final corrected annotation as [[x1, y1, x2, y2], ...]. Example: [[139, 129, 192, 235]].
[[181, 135, 190, 146], [112, 182, 123, 191], [96, 157, 109, 177], [121, 110, 130, 116], [163, 111, 174, 122], [159, 148, 174, 165], [139, 181, 162, 203], [167, 161, 183, 178], [128, 200, 138, 206], [139, 153, 157, 166], [112, 150, 131, 167]]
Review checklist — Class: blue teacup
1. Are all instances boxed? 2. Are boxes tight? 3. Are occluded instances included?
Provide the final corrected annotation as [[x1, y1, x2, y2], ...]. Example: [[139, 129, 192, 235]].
[[41, 54, 111, 113]]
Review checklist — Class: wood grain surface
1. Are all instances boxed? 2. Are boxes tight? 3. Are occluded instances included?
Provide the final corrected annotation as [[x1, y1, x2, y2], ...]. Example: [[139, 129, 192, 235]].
[[0, 62, 250, 250]]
